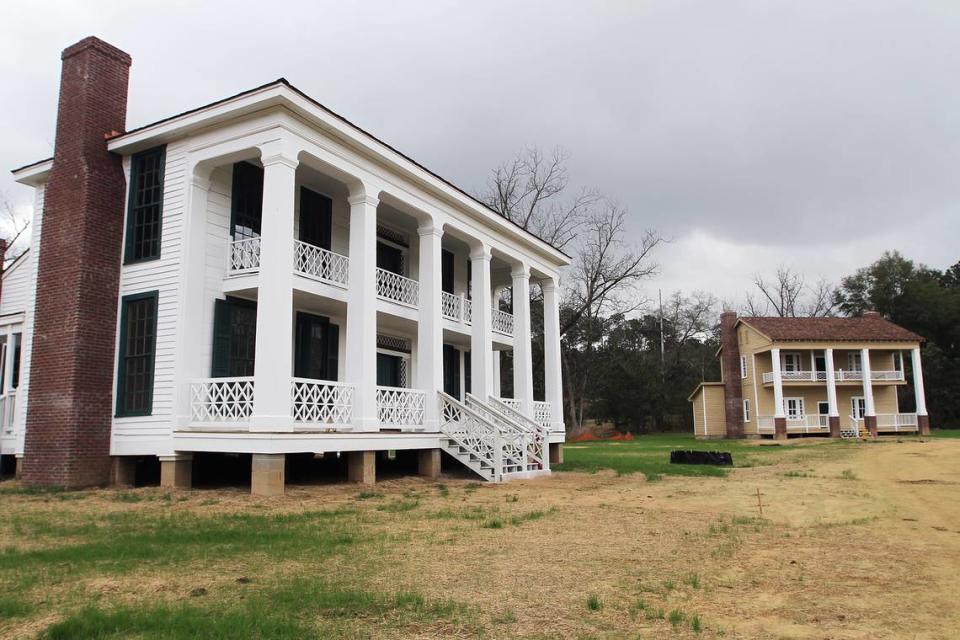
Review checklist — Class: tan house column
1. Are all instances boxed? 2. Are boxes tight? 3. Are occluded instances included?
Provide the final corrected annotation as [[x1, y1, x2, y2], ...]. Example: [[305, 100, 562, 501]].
[[912, 347, 930, 435], [771, 348, 786, 440], [861, 348, 877, 436], [824, 348, 840, 437]]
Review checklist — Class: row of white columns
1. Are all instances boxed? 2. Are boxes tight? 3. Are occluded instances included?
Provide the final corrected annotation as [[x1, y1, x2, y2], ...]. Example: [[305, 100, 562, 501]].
[[769, 347, 927, 421], [184, 142, 564, 434]]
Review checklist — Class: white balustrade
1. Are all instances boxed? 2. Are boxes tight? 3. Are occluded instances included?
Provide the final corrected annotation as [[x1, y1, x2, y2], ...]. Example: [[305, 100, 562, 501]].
[[440, 393, 502, 481], [293, 240, 349, 287], [532, 400, 552, 427], [190, 377, 254, 423], [757, 415, 775, 432], [376, 268, 420, 307], [869, 370, 905, 381], [441, 291, 472, 324], [498, 397, 521, 412], [229, 237, 261, 273], [491, 308, 514, 336], [875, 413, 918, 431], [376, 386, 425, 426], [763, 370, 905, 384], [291, 378, 354, 426]]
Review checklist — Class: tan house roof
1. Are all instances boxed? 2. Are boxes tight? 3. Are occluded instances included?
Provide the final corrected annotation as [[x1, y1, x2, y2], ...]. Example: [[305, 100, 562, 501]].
[[739, 314, 923, 343]]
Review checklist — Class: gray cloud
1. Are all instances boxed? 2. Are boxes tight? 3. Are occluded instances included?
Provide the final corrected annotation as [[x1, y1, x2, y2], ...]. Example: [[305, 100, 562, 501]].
[[2, 0, 958, 301]]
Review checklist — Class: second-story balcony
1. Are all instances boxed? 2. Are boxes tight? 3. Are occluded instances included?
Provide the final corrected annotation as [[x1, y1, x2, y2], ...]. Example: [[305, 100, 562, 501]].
[[441, 291, 472, 324], [228, 237, 352, 289], [376, 268, 420, 307], [491, 308, 514, 337], [761, 370, 905, 384]]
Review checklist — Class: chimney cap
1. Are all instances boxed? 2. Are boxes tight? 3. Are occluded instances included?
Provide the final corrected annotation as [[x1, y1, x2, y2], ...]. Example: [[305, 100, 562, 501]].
[[61, 36, 131, 67]]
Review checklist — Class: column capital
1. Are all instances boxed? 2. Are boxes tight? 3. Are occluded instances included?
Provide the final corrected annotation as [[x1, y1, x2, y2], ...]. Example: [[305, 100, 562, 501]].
[[258, 137, 301, 170], [511, 263, 530, 279], [417, 223, 443, 239], [348, 193, 380, 208], [469, 245, 492, 262], [540, 277, 559, 293]]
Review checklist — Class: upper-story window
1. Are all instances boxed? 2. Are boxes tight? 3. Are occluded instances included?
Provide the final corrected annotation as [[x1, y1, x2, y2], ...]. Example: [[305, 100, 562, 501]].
[[124, 146, 165, 263], [740, 355, 747, 379], [782, 352, 802, 372], [847, 352, 863, 372]]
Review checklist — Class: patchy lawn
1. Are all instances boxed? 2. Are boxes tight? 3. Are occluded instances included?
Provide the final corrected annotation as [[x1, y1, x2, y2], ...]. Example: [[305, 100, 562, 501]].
[[0, 436, 958, 638]]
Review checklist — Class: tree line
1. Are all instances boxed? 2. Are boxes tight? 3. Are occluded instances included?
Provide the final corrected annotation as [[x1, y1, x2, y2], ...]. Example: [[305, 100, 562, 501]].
[[479, 147, 959, 433]]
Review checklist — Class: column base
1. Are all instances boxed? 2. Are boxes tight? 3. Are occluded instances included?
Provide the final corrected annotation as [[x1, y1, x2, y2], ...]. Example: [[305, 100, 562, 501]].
[[418, 449, 441, 480], [549, 442, 563, 465], [348, 451, 376, 485], [111, 456, 137, 488], [865, 415, 878, 437], [774, 417, 787, 440], [918, 414, 930, 436], [829, 416, 841, 438], [251, 453, 285, 497], [14, 456, 23, 480], [160, 455, 193, 489]]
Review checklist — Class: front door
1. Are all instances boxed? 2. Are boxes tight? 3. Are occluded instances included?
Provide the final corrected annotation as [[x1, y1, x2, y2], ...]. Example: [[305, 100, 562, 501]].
[[784, 397, 805, 419], [443, 344, 461, 399], [294, 312, 338, 380], [851, 396, 866, 419], [377, 353, 403, 387]]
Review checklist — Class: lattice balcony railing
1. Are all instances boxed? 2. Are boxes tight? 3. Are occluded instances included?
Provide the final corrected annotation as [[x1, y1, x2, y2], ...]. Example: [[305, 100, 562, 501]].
[[376, 268, 420, 307], [491, 308, 514, 336], [533, 401, 552, 427], [293, 240, 349, 288], [440, 393, 502, 480], [441, 291, 472, 324], [472, 394, 547, 473], [229, 237, 261, 273], [498, 397, 521, 412], [376, 386, 425, 426], [291, 378, 354, 426], [190, 377, 254, 423]]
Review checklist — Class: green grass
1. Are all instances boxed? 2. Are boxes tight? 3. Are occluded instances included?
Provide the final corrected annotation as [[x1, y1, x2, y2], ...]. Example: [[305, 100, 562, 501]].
[[554, 434, 815, 479], [586, 594, 602, 611], [931, 429, 960, 438]]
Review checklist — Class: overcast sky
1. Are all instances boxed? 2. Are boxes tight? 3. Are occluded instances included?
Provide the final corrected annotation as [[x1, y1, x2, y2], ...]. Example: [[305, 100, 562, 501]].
[[2, 1, 958, 304]]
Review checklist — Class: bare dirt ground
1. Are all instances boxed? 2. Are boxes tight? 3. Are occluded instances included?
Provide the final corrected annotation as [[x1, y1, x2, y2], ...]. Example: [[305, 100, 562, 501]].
[[2, 438, 959, 639]]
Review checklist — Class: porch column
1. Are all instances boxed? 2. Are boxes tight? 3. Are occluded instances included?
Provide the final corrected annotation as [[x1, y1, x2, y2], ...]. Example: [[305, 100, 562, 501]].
[[771, 348, 786, 440], [542, 277, 565, 434], [469, 245, 493, 400], [824, 348, 840, 437], [861, 347, 877, 436], [416, 222, 443, 429], [175, 165, 212, 427], [346, 189, 380, 431], [250, 145, 298, 432], [912, 347, 930, 435], [511, 263, 534, 416]]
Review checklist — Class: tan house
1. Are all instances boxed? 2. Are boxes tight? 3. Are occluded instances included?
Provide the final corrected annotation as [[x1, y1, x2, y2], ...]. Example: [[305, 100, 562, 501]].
[[689, 312, 930, 439]]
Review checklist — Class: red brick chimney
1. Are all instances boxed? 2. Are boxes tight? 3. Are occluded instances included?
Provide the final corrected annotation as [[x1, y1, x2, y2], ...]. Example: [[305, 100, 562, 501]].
[[22, 37, 132, 487], [719, 311, 745, 438]]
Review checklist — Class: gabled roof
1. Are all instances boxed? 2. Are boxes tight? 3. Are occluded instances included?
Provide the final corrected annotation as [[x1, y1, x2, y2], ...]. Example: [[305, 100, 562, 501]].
[[738, 314, 923, 343], [687, 381, 724, 402]]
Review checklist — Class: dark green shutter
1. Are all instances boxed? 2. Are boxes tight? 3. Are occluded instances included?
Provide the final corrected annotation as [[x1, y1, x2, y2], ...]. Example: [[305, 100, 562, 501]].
[[325, 322, 339, 381], [211, 298, 233, 377], [464, 351, 471, 395]]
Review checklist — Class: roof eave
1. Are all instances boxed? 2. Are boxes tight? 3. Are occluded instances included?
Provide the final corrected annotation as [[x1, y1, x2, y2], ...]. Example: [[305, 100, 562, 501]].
[[106, 80, 572, 268], [11, 158, 53, 186]]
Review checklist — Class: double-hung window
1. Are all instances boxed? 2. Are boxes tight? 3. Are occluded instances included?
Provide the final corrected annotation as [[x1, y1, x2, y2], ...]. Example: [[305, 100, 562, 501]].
[[782, 352, 802, 372], [116, 292, 159, 416], [124, 146, 165, 263], [740, 356, 748, 379], [784, 397, 805, 419], [743, 399, 751, 422]]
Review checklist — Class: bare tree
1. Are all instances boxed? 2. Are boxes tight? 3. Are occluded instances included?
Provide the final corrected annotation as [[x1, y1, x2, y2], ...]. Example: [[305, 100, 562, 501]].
[[480, 147, 600, 251], [745, 267, 837, 317], [0, 194, 31, 263]]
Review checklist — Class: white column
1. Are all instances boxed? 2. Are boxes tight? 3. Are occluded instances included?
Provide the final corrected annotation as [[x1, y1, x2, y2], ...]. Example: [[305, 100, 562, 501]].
[[911, 347, 927, 416], [250, 146, 298, 431], [174, 166, 212, 429], [346, 190, 379, 431], [861, 347, 875, 417], [416, 222, 443, 428], [542, 277, 564, 432], [771, 348, 784, 418], [824, 348, 839, 417], [511, 263, 534, 416], [469, 245, 492, 400]]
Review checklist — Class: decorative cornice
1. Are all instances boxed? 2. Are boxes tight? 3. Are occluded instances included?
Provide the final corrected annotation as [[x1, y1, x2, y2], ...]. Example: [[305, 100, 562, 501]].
[[348, 193, 380, 207]]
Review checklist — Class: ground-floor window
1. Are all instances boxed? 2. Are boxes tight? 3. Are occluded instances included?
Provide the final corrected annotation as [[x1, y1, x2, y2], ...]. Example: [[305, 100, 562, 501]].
[[116, 291, 159, 416], [742, 399, 751, 422], [783, 397, 805, 418], [817, 401, 829, 415]]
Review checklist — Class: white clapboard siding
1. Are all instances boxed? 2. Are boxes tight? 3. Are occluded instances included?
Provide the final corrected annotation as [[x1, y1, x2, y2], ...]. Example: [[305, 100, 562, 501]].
[[112, 142, 187, 440], [0, 250, 33, 316]]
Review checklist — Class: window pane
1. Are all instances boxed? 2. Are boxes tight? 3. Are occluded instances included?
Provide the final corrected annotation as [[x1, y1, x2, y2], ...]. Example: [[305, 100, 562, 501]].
[[120, 296, 157, 414]]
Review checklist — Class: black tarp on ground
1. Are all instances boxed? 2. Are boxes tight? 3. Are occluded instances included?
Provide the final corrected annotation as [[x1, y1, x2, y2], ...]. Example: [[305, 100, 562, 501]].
[[670, 450, 733, 466]]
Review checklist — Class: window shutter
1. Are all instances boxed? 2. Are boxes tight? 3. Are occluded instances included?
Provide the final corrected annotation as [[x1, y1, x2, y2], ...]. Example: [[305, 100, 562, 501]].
[[464, 350, 471, 395], [325, 322, 339, 381], [211, 298, 233, 377]]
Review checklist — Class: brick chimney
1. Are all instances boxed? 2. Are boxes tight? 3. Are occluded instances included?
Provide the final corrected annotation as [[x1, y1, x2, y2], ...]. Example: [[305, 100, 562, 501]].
[[719, 311, 745, 438], [22, 37, 131, 487]]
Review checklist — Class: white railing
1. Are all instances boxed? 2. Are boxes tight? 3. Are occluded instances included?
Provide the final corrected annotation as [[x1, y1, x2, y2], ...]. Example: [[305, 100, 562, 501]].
[[757, 415, 776, 433], [484, 395, 549, 473], [441, 291, 472, 324], [0, 391, 16, 435], [466, 395, 537, 474], [786, 414, 829, 432], [291, 378, 354, 426], [763, 370, 906, 384], [440, 393, 502, 481], [876, 413, 918, 431], [376, 386, 425, 427], [293, 240, 349, 288], [498, 397, 521, 413], [491, 308, 514, 336], [229, 237, 261, 273], [376, 268, 420, 307], [842, 416, 862, 438], [190, 377, 254, 424], [533, 401, 552, 428]]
